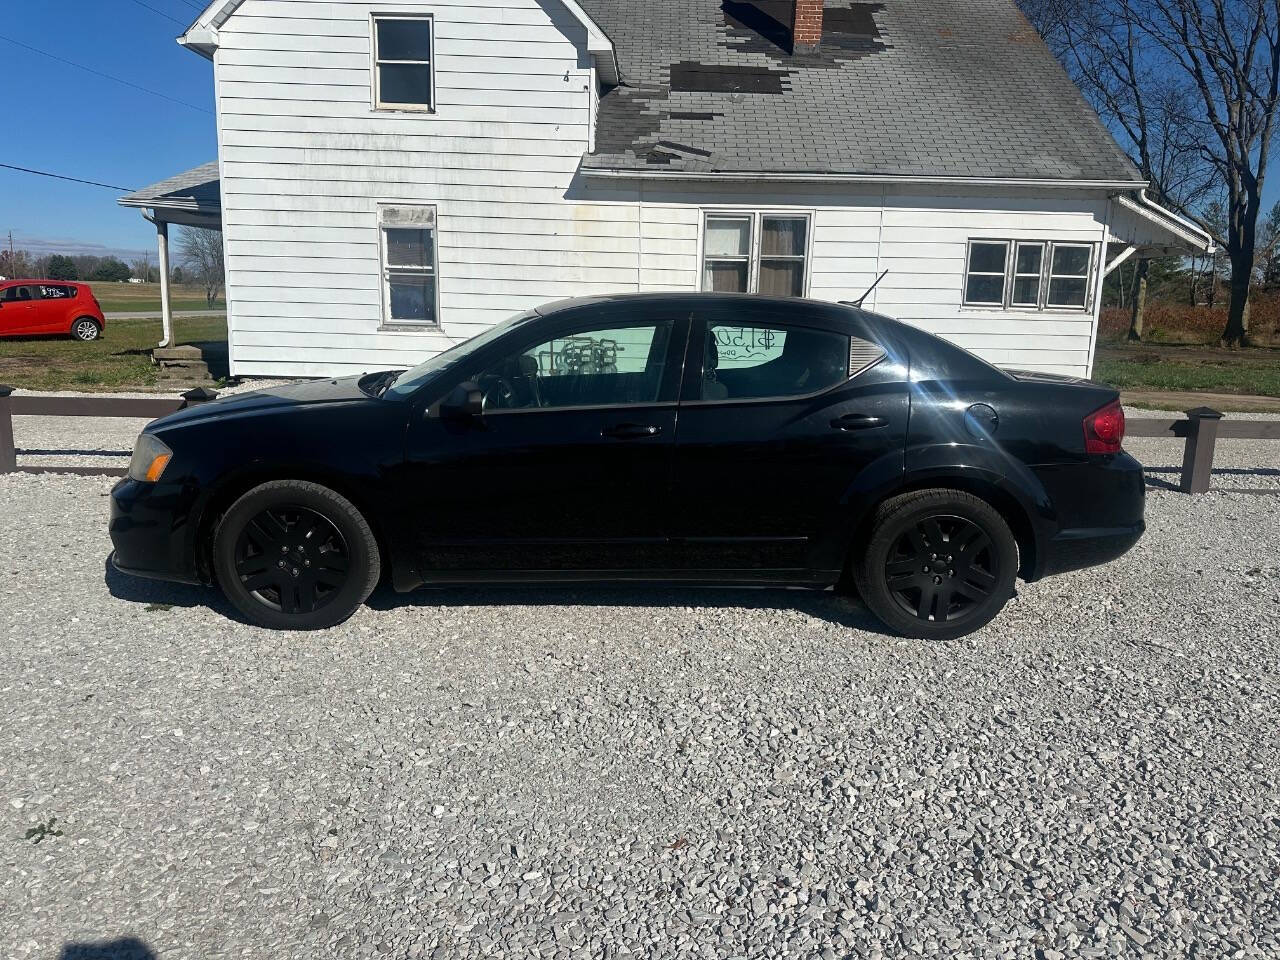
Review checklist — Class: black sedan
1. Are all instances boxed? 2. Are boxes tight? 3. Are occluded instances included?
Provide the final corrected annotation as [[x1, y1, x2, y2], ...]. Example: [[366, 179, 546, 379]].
[[109, 293, 1142, 639]]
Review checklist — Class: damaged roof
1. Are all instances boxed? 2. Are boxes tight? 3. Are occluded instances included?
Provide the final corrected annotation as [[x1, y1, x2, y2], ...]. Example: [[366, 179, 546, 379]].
[[575, 0, 1142, 182]]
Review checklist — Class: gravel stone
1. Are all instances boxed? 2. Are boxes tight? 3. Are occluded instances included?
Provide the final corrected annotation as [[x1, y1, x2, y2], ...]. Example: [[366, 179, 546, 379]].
[[1, 443, 1278, 958]]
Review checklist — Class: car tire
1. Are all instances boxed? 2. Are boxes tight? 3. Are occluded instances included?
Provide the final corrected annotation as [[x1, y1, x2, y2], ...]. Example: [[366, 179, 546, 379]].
[[852, 488, 1018, 640], [72, 318, 101, 341], [212, 480, 380, 630]]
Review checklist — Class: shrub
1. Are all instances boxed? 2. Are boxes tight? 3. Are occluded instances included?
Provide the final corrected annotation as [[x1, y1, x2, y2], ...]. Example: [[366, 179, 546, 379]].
[[1100, 294, 1279, 346]]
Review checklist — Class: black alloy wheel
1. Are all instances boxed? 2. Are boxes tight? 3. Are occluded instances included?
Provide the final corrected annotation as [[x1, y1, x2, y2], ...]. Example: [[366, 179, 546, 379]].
[[213, 479, 380, 630], [883, 514, 998, 624], [853, 489, 1018, 640], [234, 505, 350, 615]]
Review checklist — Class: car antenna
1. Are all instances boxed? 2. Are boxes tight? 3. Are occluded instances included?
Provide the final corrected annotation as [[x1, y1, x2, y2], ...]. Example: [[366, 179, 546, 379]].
[[842, 269, 889, 308]]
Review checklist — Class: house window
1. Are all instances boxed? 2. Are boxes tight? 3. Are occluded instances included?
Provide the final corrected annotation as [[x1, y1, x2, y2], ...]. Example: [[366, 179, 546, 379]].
[[964, 239, 1095, 311], [963, 241, 1009, 306], [703, 216, 753, 292], [702, 212, 810, 297], [1047, 243, 1092, 307], [380, 205, 438, 326], [373, 15, 433, 110], [1011, 242, 1044, 307]]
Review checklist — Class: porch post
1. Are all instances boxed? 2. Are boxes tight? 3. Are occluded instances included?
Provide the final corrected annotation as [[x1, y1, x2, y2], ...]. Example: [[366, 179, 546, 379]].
[[156, 218, 173, 348]]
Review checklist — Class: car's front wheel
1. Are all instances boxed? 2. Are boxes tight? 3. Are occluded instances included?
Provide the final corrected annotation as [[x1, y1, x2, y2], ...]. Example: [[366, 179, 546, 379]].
[[852, 489, 1018, 640], [212, 480, 380, 630]]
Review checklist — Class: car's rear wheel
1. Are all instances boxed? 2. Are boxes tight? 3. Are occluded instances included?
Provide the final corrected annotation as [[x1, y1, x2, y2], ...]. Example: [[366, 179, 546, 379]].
[[72, 318, 101, 341], [852, 489, 1018, 640], [212, 480, 380, 630]]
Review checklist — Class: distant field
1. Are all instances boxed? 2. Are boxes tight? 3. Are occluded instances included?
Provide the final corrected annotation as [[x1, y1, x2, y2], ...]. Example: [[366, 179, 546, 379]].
[[0, 315, 228, 391], [1093, 342, 1280, 398], [86, 281, 220, 314]]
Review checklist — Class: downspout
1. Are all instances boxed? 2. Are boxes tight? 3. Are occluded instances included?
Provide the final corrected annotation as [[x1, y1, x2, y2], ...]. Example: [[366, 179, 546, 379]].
[[143, 212, 173, 349]]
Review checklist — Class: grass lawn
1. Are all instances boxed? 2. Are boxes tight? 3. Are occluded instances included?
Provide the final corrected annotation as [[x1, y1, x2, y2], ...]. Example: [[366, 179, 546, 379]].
[[86, 281, 220, 314], [1092, 341, 1280, 398], [0, 315, 228, 391]]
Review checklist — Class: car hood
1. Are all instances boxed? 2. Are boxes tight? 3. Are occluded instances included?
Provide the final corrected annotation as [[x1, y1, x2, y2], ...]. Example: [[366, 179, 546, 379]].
[[151, 376, 376, 429]]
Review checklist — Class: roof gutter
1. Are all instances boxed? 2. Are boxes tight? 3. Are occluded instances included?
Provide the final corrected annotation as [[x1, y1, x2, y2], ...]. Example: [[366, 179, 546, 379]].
[[579, 168, 1149, 190]]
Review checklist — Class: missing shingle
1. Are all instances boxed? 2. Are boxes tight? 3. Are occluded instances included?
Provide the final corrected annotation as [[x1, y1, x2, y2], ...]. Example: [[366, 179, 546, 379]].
[[655, 139, 713, 158], [669, 62, 789, 94], [645, 147, 683, 165], [669, 111, 721, 121]]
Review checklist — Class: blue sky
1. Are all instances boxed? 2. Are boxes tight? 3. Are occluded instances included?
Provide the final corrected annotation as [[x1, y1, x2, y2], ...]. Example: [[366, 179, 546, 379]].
[[0, 0, 216, 261]]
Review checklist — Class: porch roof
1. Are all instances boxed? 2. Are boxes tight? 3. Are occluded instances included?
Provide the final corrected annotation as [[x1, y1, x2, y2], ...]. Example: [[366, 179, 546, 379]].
[[118, 162, 221, 230]]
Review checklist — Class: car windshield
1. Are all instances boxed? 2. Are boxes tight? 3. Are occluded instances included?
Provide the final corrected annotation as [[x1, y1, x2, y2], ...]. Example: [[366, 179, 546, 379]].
[[384, 310, 536, 399]]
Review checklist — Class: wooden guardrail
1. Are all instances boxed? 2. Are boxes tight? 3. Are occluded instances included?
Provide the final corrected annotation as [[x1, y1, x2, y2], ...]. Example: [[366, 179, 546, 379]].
[[1126, 407, 1280, 493], [0, 384, 218, 478]]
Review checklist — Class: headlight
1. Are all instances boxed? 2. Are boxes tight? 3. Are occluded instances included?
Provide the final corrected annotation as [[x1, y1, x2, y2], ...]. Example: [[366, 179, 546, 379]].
[[128, 434, 174, 483]]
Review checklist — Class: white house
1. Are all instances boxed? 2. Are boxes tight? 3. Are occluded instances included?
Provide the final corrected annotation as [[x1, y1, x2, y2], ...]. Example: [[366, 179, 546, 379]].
[[120, 0, 1210, 379]]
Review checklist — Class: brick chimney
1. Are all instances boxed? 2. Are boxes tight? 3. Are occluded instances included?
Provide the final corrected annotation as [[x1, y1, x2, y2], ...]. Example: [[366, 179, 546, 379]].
[[792, 0, 824, 53]]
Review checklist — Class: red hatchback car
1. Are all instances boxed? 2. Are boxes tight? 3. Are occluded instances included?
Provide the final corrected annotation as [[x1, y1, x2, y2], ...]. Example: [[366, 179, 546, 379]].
[[0, 280, 106, 341]]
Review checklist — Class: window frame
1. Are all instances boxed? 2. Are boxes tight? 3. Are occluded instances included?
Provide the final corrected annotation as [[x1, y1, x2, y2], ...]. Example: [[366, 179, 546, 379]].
[[699, 210, 813, 298], [962, 238, 1097, 313], [1009, 241, 1046, 309], [371, 13, 435, 113], [962, 240, 1011, 307], [1045, 242, 1094, 310], [378, 204, 441, 330]]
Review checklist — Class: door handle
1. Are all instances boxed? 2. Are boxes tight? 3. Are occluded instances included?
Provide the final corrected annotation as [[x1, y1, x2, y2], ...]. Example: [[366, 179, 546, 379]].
[[602, 423, 663, 440], [830, 413, 886, 431]]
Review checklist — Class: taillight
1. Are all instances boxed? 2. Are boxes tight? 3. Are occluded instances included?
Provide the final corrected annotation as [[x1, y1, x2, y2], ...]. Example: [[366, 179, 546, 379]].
[[1084, 399, 1125, 454]]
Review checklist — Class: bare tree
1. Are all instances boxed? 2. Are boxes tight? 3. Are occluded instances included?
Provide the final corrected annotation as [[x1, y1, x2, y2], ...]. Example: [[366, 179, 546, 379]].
[[1135, 0, 1280, 346], [177, 227, 225, 308], [1018, 0, 1215, 341], [1019, 0, 1280, 347]]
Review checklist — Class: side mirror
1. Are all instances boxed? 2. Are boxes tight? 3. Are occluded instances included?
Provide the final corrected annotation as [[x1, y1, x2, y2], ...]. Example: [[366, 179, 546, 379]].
[[441, 380, 484, 418]]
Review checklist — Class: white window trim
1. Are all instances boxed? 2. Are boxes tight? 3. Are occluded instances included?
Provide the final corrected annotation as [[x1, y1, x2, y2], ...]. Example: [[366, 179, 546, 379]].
[[1046, 242, 1094, 311], [699, 210, 813, 297], [1010, 240, 1046, 308], [371, 13, 435, 113], [962, 239, 1010, 307], [962, 238, 1096, 313], [378, 204, 441, 330]]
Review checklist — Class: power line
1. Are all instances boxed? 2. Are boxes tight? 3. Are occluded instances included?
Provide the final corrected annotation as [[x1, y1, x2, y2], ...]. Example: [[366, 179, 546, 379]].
[[175, 0, 204, 11], [0, 163, 136, 193], [0, 34, 213, 114], [126, 0, 186, 26]]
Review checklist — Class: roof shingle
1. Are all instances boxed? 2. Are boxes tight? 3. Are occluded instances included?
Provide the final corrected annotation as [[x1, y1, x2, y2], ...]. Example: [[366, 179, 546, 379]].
[[577, 0, 1141, 181]]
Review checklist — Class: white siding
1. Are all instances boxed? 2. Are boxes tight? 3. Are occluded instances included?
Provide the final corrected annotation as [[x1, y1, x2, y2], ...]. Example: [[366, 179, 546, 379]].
[[213, 0, 1112, 378]]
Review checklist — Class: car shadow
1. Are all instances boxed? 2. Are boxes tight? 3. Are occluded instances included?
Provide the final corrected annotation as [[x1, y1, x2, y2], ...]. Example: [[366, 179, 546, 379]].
[[102, 557, 253, 626], [60, 937, 155, 960], [366, 581, 885, 633], [105, 555, 884, 634]]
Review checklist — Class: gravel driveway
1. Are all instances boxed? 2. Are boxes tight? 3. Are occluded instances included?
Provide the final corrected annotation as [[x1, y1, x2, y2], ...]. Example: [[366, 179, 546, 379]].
[[1, 469, 1278, 960]]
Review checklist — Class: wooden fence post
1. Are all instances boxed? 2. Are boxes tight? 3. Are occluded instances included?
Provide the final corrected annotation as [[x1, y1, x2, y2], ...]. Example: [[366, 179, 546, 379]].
[[0, 385, 15, 474], [1179, 406, 1224, 495]]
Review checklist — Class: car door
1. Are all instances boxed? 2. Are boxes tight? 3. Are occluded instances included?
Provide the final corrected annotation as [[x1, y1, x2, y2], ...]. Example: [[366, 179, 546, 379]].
[[399, 306, 691, 577], [0, 285, 42, 335], [35, 284, 73, 333], [668, 302, 909, 579]]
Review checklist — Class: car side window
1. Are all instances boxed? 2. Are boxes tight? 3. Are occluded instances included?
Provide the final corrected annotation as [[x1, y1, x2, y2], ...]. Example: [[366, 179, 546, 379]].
[[700, 322, 870, 401], [2, 285, 39, 302], [40, 285, 73, 299], [473, 320, 674, 411]]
